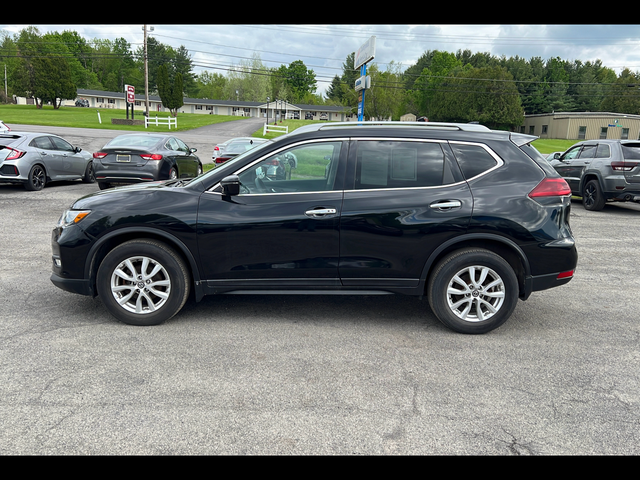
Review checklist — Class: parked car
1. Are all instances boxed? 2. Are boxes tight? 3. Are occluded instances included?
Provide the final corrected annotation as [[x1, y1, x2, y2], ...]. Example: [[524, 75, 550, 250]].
[[50, 121, 577, 334], [75, 98, 89, 107], [545, 151, 563, 164], [305, 112, 313, 120], [319, 113, 328, 121], [551, 139, 640, 210], [92, 133, 203, 190], [0, 132, 94, 191], [212, 137, 255, 160], [0, 120, 10, 132], [213, 138, 271, 165]]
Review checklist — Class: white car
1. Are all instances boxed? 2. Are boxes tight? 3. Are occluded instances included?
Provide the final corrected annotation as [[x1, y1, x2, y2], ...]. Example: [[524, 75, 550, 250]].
[[0, 120, 10, 133], [212, 137, 257, 159]]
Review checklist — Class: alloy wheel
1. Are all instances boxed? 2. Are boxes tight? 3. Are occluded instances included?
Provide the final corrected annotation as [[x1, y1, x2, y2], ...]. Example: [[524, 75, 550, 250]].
[[446, 265, 506, 322], [110, 255, 171, 314]]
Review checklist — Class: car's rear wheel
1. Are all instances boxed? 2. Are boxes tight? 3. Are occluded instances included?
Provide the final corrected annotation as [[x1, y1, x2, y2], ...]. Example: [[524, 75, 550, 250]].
[[96, 239, 191, 326], [82, 161, 95, 183], [427, 248, 519, 334], [24, 164, 46, 191], [169, 167, 178, 180], [98, 182, 111, 190], [583, 179, 606, 211]]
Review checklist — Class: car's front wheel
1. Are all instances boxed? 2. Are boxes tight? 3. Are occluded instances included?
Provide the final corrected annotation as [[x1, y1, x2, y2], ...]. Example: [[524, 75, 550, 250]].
[[82, 161, 95, 183], [96, 239, 191, 326], [427, 248, 519, 334]]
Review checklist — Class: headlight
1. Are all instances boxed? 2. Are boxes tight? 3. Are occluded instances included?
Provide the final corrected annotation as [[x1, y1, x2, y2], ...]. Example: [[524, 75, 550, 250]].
[[58, 210, 91, 228]]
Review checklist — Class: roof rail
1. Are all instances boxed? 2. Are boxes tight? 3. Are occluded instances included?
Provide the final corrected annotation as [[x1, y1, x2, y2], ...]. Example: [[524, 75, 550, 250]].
[[286, 121, 491, 136]]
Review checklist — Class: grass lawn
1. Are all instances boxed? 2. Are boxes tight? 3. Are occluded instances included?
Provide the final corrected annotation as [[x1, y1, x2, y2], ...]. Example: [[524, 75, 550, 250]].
[[531, 138, 578, 155], [0, 104, 250, 132], [252, 119, 327, 140]]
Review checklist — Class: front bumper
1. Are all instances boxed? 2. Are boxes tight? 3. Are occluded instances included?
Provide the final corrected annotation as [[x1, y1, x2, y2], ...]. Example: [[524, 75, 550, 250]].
[[50, 272, 93, 296]]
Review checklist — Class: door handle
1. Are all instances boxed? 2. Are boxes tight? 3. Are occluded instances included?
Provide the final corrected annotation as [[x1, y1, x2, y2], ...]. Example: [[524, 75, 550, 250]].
[[305, 208, 337, 218], [429, 200, 462, 211]]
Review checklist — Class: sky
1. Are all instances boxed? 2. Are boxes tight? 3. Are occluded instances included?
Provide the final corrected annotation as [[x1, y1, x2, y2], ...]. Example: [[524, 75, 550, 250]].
[[2, 24, 640, 97]]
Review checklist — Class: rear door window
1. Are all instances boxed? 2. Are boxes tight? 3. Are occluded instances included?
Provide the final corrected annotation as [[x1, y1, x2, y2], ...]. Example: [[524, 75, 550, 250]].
[[355, 140, 452, 189], [578, 145, 596, 158]]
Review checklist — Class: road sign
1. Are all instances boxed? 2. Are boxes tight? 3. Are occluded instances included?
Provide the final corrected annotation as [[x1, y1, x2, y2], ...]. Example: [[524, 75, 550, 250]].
[[355, 36, 376, 70], [125, 84, 135, 103]]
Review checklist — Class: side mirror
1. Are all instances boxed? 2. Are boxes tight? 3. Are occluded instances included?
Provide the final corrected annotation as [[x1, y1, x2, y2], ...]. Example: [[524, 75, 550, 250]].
[[220, 175, 240, 196], [75, 147, 82, 153], [553, 153, 561, 159], [190, 148, 197, 153]]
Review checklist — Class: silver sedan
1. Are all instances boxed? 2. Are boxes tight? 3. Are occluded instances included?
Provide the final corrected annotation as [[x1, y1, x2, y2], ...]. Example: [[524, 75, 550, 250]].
[[0, 132, 94, 191]]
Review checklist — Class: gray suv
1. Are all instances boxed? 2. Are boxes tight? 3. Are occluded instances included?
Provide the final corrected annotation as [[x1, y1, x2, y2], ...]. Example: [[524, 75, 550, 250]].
[[552, 139, 640, 210]]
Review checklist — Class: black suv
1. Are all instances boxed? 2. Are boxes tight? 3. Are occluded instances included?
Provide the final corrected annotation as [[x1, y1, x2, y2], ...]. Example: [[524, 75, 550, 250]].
[[551, 139, 640, 211], [51, 122, 577, 334]]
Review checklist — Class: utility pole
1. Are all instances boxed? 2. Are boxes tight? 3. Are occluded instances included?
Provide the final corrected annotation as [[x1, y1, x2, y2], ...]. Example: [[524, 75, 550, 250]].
[[143, 25, 154, 117]]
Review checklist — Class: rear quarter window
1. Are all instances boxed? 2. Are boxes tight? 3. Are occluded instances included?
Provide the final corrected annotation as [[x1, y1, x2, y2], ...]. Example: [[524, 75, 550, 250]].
[[449, 143, 499, 179], [622, 144, 640, 160]]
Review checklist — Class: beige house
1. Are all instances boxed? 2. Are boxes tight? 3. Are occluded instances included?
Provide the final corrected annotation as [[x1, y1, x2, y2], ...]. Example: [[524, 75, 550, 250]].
[[522, 112, 640, 140]]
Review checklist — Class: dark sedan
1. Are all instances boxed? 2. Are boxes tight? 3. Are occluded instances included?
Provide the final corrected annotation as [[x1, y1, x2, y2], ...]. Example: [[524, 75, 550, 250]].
[[93, 133, 203, 190]]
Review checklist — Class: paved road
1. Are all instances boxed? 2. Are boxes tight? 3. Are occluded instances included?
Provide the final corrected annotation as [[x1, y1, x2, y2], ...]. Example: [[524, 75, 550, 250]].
[[8, 116, 268, 164], [1, 126, 640, 454]]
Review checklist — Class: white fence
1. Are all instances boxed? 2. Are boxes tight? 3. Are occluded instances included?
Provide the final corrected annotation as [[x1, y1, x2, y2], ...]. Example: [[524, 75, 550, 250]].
[[145, 115, 177, 129], [263, 123, 289, 135]]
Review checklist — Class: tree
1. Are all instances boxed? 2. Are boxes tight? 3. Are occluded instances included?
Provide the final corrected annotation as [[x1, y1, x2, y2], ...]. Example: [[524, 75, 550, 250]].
[[157, 64, 183, 116], [196, 71, 227, 99], [430, 65, 523, 130], [600, 68, 640, 114], [365, 62, 405, 120], [12, 27, 77, 109], [275, 60, 316, 103]]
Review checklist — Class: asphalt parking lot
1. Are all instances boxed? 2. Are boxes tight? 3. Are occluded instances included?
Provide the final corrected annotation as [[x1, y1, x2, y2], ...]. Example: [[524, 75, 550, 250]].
[[1, 126, 639, 454]]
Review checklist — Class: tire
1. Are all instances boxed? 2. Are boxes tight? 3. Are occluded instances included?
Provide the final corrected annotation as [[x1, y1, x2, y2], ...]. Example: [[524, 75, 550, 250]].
[[96, 239, 191, 326], [24, 164, 46, 191], [169, 167, 178, 180], [82, 161, 96, 183], [98, 182, 111, 190], [197, 163, 203, 176], [427, 248, 519, 334], [583, 179, 606, 211]]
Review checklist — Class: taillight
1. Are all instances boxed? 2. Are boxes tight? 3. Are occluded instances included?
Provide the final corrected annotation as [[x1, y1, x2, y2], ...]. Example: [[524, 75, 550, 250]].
[[140, 154, 163, 160], [6, 148, 25, 160], [528, 177, 571, 198], [93, 152, 107, 159], [611, 161, 638, 171], [215, 157, 230, 164]]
